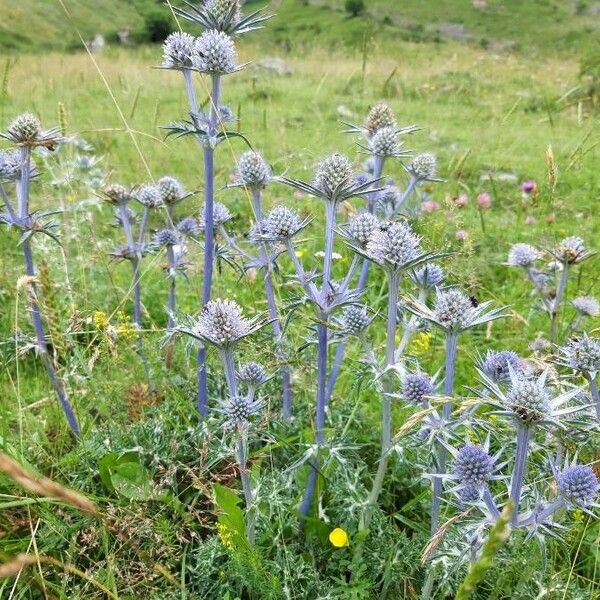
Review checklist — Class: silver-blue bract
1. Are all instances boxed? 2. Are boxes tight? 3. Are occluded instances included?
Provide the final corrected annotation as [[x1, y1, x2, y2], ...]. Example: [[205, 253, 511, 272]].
[[557, 465, 599, 506], [192, 30, 237, 74], [453, 445, 494, 486], [507, 243, 540, 267], [236, 150, 272, 188], [161, 32, 197, 70]]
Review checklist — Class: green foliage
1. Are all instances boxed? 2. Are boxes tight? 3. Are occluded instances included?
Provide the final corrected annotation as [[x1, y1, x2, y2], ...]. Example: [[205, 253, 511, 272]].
[[345, 0, 366, 18]]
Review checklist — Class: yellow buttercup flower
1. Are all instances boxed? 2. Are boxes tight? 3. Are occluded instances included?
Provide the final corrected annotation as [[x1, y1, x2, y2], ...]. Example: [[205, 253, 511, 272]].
[[92, 311, 109, 330], [329, 527, 349, 548]]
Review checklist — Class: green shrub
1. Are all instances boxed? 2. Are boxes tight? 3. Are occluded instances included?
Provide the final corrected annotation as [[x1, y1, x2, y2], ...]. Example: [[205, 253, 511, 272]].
[[345, 0, 365, 18]]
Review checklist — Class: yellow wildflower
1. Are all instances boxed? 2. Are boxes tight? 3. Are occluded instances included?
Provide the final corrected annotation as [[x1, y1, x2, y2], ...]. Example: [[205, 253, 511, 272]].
[[92, 311, 109, 330], [409, 332, 431, 356], [217, 523, 233, 550], [329, 527, 349, 548]]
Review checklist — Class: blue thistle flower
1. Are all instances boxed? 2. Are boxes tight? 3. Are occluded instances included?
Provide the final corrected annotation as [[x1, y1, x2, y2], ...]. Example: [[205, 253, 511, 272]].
[[314, 153, 354, 195], [507, 243, 540, 267], [365, 220, 422, 272], [401, 372, 434, 405], [481, 350, 522, 383], [136, 184, 163, 209], [364, 102, 397, 136], [263, 205, 303, 240], [339, 304, 371, 336], [219, 394, 263, 430], [103, 183, 131, 206], [551, 236, 593, 265], [407, 153, 438, 181], [557, 465, 599, 506], [235, 150, 272, 188], [177, 216, 201, 237], [192, 30, 237, 74], [572, 296, 599, 317], [453, 445, 494, 487], [161, 32, 197, 70], [0, 149, 22, 181], [201, 202, 232, 228], [346, 212, 380, 248], [238, 362, 267, 386], [410, 263, 444, 289], [154, 228, 178, 247], [563, 334, 600, 374], [368, 126, 409, 159], [157, 176, 186, 205]]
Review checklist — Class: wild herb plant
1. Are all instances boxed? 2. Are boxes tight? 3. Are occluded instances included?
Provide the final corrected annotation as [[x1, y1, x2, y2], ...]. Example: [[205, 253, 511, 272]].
[[0, 114, 80, 435], [161, 0, 271, 416]]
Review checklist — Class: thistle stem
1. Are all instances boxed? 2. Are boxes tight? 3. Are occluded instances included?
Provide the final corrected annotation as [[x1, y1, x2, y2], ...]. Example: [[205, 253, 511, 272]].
[[362, 270, 400, 527], [482, 487, 500, 520], [220, 347, 238, 398], [431, 331, 459, 534], [395, 288, 427, 362], [138, 206, 149, 246], [587, 375, 599, 423], [551, 264, 569, 343], [253, 189, 292, 419], [299, 320, 328, 520], [236, 432, 256, 544], [166, 245, 176, 329], [285, 241, 318, 302], [509, 425, 532, 524], [16, 147, 80, 436], [197, 73, 222, 416], [322, 201, 336, 291]]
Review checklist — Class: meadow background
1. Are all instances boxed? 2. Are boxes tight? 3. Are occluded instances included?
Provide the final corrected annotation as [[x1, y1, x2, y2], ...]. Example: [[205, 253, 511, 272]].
[[0, 0, 599, 598]]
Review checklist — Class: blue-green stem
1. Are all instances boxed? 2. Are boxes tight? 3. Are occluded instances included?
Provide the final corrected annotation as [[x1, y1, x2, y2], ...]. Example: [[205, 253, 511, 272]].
[[252, 189, 292, 420], [509, 425, 532, 524], [550, 263, 569, 343], [197, 74, 222, 416], [17, 147, 80, 436]]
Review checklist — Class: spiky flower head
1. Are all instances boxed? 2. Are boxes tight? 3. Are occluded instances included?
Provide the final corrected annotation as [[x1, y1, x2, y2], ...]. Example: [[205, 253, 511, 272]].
[[238, 362, 267, 386], [557, 465, 599, 506], [192, 30, 237, 74], [369, 126, 401, 157], [366, 220, 421, 271], [409, 153, 437, 181], [553, 236, 587, 264], [364, 102, 397, 136], [154, 228, 178, 247], [564, 335, 600, 374], [0, 149, 22, 181], [201, 202, 232, 228], [505, 376, 550, 426], [411, 264, 444, 289], [103, 183, 131, 206], [481, 350, 522, 383], [162, 32, 197, 70], [177, 217, 201, 237], [220, 394, 262, 430], [507, 243, 540, 267], [193, 299, 252, 347], [5, 113, 41, 143], [401, 373, 434, 406], [236, 150, 272, 188], [572, 296, 599, 317], [340, 304, 371, 335], [158, 176, 186, 205], [206, 0, 242, 27], [313, 153, 354, 196], [347, 212, 379, 247], [136, 184, 163, 208], [264, 205, 302, 240], [454, 445, 494, 486], [458, 485, 482, 503], [432, 289, 476, 331]]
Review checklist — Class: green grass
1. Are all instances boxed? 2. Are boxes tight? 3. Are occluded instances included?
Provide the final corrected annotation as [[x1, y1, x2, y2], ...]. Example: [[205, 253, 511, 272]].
[[0, 2, 599, 598]]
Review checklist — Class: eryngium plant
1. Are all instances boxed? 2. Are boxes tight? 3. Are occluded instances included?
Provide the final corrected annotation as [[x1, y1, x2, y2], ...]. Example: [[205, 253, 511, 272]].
[[0, 114, 80, 436], [161, 9, 268, 416]]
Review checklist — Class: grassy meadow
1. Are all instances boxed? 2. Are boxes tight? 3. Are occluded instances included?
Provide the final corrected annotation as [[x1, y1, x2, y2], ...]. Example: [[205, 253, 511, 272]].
[[0, 1, 599, 598]]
